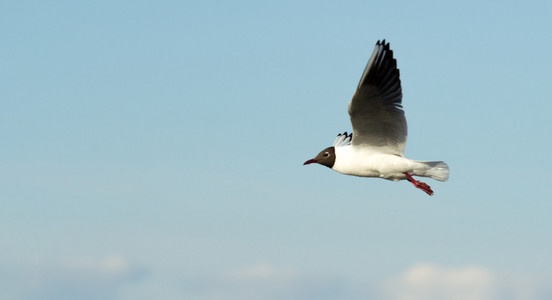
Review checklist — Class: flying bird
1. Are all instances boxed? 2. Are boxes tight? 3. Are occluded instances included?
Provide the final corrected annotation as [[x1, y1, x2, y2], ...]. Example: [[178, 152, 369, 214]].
[[304, 40, 449, 195]]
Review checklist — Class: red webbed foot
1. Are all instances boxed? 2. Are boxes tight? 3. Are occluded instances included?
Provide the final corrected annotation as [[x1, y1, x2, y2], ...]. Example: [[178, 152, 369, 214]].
[[403, 172, 433, 196]]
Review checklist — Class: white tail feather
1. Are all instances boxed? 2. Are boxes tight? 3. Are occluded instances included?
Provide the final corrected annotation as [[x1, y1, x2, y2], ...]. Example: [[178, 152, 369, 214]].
[[413, 161, 449, 182]]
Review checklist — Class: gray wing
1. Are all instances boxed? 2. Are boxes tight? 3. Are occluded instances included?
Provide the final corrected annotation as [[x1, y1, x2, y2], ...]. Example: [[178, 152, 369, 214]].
[[347, 40, 407, 155]]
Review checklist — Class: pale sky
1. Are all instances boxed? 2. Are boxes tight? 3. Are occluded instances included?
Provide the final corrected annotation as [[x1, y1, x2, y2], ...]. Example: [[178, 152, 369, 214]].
[[2, 0, 552, 299]]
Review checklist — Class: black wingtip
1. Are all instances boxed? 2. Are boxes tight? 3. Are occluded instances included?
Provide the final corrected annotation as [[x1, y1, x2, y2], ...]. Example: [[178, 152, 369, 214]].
[[378, 39, 388, 47], [339, 131, 352, 139]]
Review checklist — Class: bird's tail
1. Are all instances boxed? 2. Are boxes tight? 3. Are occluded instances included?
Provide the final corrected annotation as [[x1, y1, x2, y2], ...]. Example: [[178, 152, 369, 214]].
[[412, 161, 449, 182]]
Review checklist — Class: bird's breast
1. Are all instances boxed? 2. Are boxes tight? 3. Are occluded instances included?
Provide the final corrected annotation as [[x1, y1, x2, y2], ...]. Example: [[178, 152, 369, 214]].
[[332, 146, 411, 179]]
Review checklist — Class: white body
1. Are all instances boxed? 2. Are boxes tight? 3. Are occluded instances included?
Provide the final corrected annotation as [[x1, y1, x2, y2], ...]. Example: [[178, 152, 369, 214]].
[[333, 145, 449, 182]]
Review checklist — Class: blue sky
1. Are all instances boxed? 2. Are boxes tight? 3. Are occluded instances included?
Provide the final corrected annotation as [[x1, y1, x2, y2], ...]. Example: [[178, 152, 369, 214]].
[[2, 0, 552, 299]]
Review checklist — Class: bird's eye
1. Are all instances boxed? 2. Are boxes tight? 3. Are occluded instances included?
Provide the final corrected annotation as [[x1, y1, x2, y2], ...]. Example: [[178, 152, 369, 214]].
[[323, 152, 330, 157]]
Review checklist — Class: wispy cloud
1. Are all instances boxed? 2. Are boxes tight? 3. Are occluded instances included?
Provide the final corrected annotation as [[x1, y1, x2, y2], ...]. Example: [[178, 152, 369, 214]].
[[380, 263, 552, 300], [0, 255, 147, 300], [171, 262, 552, 300], [381, 263, 496, 300], [183, 262, 366, 300], [2, 259, 551, 300]]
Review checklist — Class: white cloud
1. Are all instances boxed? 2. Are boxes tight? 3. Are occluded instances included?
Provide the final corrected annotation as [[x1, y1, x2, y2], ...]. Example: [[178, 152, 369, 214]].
[[183, 262, 365, 300], [61, 255, 133, 275], [382, 263, 496, 300], [222, 262, 295, 281], [5, 258, 551, 300], [381, 263, 552, 300], [0, 255, 147, 300]]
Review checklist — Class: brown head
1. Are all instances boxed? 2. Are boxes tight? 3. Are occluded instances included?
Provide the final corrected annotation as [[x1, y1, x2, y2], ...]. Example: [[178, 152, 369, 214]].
[[303, 146, 336, 169]]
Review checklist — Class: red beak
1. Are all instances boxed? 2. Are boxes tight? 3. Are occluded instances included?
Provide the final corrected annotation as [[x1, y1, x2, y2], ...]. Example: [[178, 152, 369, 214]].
[[303, 159, 317, 165]]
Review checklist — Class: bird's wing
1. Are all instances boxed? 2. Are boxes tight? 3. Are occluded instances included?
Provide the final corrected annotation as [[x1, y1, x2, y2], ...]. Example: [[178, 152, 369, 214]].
[[348, 40, 407, 155], [333, 132, 352, 147]]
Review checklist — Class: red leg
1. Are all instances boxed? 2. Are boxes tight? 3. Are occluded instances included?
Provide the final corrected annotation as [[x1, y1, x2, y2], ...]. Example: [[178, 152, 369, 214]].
[[403, 172, 433, 196]]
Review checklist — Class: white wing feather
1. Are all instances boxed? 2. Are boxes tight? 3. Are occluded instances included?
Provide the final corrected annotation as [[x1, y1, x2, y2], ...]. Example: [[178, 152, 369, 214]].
[[333, 132, 352, 147]]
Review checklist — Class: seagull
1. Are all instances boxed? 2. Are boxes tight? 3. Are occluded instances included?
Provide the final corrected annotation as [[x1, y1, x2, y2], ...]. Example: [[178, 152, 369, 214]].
[[304, 40, 449, 196]]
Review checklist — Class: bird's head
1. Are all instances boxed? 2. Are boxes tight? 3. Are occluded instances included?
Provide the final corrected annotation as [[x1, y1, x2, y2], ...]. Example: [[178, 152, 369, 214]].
[[303, 146, 336, 169]]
